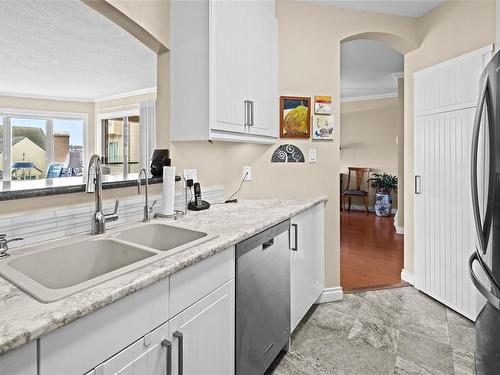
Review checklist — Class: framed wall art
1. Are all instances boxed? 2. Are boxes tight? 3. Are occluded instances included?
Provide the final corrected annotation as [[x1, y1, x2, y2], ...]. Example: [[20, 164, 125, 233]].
[[314, 96, 332, 115], [312, 115, 334, 140], [280, 96, 311, 138]]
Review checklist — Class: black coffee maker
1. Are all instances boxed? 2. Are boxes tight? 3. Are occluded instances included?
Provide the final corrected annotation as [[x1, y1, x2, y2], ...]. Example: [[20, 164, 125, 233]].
[[150, 149, 171, 176]]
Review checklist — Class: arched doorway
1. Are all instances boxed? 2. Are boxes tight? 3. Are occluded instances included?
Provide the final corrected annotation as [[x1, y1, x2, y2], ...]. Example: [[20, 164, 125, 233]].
[[339, 35, 406, 292]]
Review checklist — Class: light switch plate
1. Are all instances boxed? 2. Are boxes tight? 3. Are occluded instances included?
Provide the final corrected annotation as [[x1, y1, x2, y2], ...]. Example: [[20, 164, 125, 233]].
[[183, 169, 198, 186], [243, 166, 252, 181], [308, 149, 317, 163]]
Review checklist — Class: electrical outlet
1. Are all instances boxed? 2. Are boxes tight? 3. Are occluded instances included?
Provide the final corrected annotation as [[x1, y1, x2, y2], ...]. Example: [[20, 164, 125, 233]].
[[183, 169, 198, 187], [242, 166, 252, 181], [308, 149, 317, 163]]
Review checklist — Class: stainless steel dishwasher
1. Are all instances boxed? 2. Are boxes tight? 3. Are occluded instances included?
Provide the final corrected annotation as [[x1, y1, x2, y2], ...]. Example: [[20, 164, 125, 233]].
[[235, 219, 291, 375]]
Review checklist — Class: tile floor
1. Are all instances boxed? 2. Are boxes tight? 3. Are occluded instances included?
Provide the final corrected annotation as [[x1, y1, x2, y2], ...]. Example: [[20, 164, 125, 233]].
[[270, 286, 476, 375]]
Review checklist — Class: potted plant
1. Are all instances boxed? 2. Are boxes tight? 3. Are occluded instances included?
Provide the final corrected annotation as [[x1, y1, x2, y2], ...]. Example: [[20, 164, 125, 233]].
[[368, 173, 398, 217]]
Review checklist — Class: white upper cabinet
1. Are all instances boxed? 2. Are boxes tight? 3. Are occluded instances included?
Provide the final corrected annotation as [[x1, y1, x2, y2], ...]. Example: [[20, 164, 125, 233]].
[[171, 0, 278, 144]]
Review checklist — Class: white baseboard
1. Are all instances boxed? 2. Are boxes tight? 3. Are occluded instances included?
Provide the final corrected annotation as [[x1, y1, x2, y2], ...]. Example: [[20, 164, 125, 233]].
[[401, 269, 415, 285], [393, 210, 404, 234], [344, 203, 397, 214], [316, 287, 344, 303]]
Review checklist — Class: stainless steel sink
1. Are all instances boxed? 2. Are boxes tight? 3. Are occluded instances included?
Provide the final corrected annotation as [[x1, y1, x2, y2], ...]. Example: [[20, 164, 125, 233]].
[[116, 223, 209, 251], [0, 222, 217, 303]]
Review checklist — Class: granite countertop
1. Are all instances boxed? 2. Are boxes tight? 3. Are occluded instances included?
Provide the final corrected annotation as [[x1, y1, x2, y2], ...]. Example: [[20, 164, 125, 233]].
[[0, 196, 327, 355]]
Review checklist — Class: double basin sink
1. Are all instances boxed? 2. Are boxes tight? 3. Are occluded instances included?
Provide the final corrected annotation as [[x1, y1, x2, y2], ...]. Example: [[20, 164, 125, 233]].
[[0, 223, 217, 303]]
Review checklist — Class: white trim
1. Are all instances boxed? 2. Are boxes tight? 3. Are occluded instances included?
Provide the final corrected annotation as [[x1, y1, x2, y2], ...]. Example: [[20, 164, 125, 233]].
[[413, 44, 494, 78], [209, 130, 277, 144], [316, 287, 344, 303], [401, 269, 414, 285], [343, 203, 397, 215], [393, 210, 404, 234], [0, 107, 88, 121], [0, 87, 158, 104], [95, 107, 140, 159], [0, 91, 93, 103], [340, 92, 398, 103], [92, 87, 157, 103]]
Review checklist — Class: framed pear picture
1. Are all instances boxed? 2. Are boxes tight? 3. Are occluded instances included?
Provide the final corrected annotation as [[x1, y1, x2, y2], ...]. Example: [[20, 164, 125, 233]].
[[280, 96, 311, 138]]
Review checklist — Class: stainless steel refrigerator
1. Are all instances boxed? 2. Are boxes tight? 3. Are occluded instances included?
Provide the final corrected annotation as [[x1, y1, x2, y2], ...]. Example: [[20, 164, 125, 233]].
[[469, 50, 500, 374]]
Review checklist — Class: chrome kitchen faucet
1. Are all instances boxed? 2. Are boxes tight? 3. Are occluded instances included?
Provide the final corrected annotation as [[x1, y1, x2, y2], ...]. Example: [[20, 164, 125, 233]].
[[86, 154, 119, 235]]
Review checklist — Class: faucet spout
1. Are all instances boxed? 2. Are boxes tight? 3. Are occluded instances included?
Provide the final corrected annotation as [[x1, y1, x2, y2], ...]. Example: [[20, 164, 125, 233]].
[[138, 168, 155, 222], [87, 154, 119, 234]]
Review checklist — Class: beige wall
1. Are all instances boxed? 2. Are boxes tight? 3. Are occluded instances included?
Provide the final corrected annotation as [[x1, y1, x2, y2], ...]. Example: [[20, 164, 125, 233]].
[[404, 0, 496, 275], [105, 0, 170, 49], [340, 97, 399, 208], [396, 78, 404, 228], [172, 2, 418, 289]]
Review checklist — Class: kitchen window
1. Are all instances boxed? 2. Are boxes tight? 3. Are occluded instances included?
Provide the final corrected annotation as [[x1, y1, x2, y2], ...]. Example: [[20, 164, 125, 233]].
[[0, 110, 86, 181], [97, 101, 156, 176]]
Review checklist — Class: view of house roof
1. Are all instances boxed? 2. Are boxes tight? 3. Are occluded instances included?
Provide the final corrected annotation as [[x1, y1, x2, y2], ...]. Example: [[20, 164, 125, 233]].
[[0, 126, 46, 151]]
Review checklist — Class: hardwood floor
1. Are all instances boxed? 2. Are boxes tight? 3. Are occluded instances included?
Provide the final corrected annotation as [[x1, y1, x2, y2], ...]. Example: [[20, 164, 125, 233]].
[[341, 210, 406, 292]]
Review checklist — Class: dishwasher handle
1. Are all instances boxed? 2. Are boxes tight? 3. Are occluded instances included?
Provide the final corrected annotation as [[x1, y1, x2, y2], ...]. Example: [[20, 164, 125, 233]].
[[263, 238, 274, 250]]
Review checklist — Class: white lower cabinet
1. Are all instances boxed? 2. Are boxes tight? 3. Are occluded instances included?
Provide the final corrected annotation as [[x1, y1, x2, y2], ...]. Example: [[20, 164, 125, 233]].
[[290, 203, 325, 331], [89, 280, 234, 375], [94, 322, 170, 375], [0, 341, 37, 375], [169, 280, 235, 375]]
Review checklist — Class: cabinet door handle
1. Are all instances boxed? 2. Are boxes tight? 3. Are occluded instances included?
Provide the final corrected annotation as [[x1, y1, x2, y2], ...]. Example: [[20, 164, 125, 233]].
[[161, 339, 172, 375], [414, 175, 421, 194], [290, 223, 298, 251], [244, 100, 250, 127], [250, 101, 254, 126], [173, 331, 184, 375]]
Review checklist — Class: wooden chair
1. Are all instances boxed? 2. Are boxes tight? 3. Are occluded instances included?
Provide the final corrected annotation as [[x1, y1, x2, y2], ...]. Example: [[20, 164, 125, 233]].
[[342, 167, 371, 214]]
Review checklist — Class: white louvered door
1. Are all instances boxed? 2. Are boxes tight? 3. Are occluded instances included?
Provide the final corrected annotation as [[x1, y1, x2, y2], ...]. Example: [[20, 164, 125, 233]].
[[414, 45, 492, 320]]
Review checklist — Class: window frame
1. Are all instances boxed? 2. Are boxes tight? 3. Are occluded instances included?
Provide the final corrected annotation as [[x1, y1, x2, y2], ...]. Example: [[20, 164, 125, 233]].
[[96, 103, 155, 176], [0, 108, 88, 182]]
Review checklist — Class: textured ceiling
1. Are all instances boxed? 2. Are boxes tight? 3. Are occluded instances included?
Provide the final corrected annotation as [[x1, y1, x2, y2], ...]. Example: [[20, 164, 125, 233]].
[[341, 39, 403, 100], [311, 0, 444, 17], [0, 0, 156, 101]]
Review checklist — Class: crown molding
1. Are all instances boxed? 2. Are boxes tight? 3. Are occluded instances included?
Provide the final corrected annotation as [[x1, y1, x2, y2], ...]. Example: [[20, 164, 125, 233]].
[[92, 87, 157, 103], [0, 87, 158, 104], [340, 92, 398, 103]]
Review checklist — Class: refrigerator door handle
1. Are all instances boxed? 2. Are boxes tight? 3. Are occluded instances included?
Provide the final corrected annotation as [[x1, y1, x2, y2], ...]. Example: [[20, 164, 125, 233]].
[[471, 75, 496, 255], [470, 250, 500, 310]]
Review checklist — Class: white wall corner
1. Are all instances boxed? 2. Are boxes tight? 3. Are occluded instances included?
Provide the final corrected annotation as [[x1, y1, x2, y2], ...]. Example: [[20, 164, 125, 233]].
[[497, 0, 500, 52], [316, 287, 344, 303], [401, 269, 414, 285]]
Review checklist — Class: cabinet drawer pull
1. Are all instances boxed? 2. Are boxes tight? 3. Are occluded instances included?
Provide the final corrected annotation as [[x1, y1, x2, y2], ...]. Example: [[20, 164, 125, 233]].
[[173, 331, 184, 375], [290, 223, 298, 251], [161, 339, 172, 375]]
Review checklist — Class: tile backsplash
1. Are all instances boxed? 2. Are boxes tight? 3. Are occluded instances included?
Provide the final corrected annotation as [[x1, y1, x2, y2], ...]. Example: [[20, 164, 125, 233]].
[[1, 185, 224, 249]]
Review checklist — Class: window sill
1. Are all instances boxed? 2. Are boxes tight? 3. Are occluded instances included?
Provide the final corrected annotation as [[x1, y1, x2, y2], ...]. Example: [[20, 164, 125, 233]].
[[0, 174, 178, 201]]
